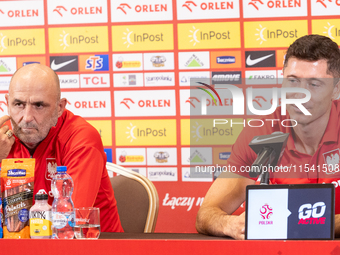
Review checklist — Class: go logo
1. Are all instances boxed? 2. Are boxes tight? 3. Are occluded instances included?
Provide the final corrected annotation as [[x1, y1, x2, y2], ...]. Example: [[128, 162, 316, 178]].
[[298, 202, 326, 219]]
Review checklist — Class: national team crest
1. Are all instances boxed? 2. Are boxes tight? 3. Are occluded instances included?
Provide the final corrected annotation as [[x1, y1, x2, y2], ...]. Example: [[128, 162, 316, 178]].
[[323, 149, 340, 175], [45, 158, 57, 180]]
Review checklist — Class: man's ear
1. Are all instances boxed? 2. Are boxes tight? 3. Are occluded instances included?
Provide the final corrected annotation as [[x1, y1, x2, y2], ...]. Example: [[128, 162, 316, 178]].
[[332, 79, 340, 100], [58, 98, 67, 117]]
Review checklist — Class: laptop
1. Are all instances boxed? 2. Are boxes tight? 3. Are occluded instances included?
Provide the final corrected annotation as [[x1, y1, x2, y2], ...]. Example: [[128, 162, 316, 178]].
[[245, 184, 335, 240]]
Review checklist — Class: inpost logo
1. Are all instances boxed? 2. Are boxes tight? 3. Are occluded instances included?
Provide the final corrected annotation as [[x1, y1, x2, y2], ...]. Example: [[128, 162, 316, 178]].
[[178, 22, 240, 49], [244, 20, 308, 48], [0, 29, 45, 55], [87, 120, 112, 146], [48, 26, 108, 53], [312, 19, 340, 44], [180, 118, 243, 145], [111, 24, 173, 51], [115, 120, 177, 146]]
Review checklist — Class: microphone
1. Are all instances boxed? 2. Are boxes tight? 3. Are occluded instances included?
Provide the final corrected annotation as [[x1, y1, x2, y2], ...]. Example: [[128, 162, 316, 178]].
[[248, 131, 289, 178]]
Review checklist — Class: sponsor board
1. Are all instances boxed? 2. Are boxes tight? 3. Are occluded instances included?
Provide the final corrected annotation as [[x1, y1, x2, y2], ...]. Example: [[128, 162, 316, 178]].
[[210, 51, 242, 69], [245, 50, 276, 68], [178, 52, 210, 69], [245, 70, 277, 85], [246, 87, 281, 115], [50, 55, 79, 72], [181, 147, 213, 165], [243, 0, 307, 18], [58, 74, 80, 89], [87, 120, 112, 146], [116, 148, 146, 165], [80, 73, 110, 88], [143, 52, 174, 70], [79, 54, 109, 72], [244, 20, 308, 48], [111, 0, 173, 22], [311, 0, 340, 16], [181, 118, 243, 145], [177, 0, 240, 20], [47, 0, 108, 24], [113, 73, 143, 87], [144, 72, 175, 87], [182, 167, 212, 182], [0, 93, 8, 117], [0, 57, 16, 75], [0, 76, 11, 91], [49, 26, 108, 53], [312, 19, 340, 45], [129, 168, 147, 177], [0, 29, 45, 55], [147, 167, 178, 181], [276, 49, 286, 68], [179, 71, 210, 86], [16, 56, 46, 68], [178, 22, 240, 50], [213, 147, 231, 165], [115, 119, 177, 146], [147, 148, 177, 166], [104, 148, 112, 163], [180, 89, 235, 116], [113, 53, 143, 71], [0, 1, 44, 26], [114, 90, 176, 117], [211, 71, 242, 85], [111, 24, 174, 52], [62, 91, 111, 117]]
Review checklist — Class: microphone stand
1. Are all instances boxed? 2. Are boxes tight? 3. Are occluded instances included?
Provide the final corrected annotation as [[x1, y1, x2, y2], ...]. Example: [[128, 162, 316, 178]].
[[250, 147, 275, 185]]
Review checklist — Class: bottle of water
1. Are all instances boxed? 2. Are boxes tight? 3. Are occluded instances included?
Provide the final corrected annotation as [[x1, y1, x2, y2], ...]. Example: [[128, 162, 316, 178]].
[[51, 166, 75, 239]]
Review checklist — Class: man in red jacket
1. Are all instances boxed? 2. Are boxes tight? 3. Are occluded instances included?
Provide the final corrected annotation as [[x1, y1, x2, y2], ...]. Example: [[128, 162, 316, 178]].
[[196, 35, 340, 239], [0, 64, 123, 233]]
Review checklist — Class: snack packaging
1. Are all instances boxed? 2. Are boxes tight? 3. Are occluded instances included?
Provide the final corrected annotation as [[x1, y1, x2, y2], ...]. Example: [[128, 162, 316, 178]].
[[1, 159, 35, 239]]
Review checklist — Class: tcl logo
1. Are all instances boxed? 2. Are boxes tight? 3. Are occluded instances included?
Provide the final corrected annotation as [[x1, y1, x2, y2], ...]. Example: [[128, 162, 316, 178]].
[[298, 202, 326, 225], [248, 0, 301, 10], [0, 9, 39, 17], [53, 6, 103, 17], [182, 1, 233, 11], [117, 3, 167, 14]]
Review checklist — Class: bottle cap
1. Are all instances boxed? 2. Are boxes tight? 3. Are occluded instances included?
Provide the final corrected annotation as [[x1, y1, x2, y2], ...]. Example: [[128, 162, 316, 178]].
[[56, 166, 67, 172], [35, 193, 48, 200]]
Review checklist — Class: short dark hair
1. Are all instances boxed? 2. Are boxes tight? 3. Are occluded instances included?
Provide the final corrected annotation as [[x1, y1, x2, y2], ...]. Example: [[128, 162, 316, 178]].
[[284, 34, 340, 78]]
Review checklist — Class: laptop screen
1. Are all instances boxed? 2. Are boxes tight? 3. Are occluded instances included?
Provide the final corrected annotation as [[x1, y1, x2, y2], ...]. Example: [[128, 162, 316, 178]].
[[245, 184, 334, 240]]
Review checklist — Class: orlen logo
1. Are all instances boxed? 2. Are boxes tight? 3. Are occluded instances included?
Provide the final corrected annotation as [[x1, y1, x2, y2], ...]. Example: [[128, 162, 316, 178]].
[[120, 98, 171, 109], [117, 3, 168, 14], [53, 5, 103, 17], [248, 0, 301, 10], [259, 204, 273, 225], [120, 98, 135, 109], [0, 101, 8, 112], [0, 8, 39, 18], [316, 0, 340, 8], [182, 0, 234, 11], [298, 202, 326, 225]]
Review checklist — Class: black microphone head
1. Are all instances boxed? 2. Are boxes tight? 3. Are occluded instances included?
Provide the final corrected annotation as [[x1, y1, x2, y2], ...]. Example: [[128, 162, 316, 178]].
[[248, 132, 289, 168]]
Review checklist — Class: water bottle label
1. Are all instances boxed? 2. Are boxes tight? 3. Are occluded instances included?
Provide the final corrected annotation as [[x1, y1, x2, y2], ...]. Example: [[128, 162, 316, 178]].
[[52, 212, 67, 229], [68, 213, 75, 227]]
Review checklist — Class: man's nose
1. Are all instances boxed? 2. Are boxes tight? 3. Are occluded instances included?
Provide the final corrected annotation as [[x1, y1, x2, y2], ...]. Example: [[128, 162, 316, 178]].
[[22, 105, 34, 123]]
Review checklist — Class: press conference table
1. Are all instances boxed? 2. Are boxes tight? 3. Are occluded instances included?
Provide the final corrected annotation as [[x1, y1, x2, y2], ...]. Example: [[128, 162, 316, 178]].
[[3, 233, 340, 255]]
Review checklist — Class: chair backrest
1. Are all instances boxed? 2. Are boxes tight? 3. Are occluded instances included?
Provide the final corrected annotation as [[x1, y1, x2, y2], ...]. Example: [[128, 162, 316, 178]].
[[106, 162, 159, 233]]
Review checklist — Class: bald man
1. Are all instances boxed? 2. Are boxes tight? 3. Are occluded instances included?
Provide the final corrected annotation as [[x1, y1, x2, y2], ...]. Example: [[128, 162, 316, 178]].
[[0, 64, 123, 233]]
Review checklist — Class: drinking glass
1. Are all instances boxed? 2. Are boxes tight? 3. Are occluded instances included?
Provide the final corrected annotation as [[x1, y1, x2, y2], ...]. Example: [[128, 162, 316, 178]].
[[74, 207, 100, 239]]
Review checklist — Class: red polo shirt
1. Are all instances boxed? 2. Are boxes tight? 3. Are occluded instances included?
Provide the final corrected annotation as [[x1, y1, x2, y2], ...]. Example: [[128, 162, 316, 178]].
[[227, 100, 340, 213]]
